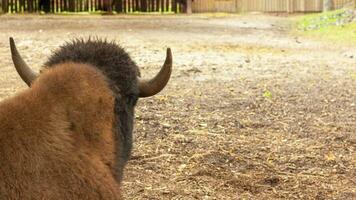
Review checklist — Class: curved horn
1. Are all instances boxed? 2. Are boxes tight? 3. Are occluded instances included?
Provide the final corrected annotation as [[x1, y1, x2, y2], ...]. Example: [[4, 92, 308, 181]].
[[138, 48, 172, 98], [9, 37, 38, 87]]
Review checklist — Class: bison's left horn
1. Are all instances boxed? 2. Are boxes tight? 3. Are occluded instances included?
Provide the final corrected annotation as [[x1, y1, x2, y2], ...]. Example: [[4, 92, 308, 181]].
[[138, 48, 172, 98], [9, 37, 38, 87]]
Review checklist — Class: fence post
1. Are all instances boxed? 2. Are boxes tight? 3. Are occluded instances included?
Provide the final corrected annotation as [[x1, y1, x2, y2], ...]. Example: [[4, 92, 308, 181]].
[[39, 0, 51, 13], [155, 0, 159, 11], [301, 0, 305, 12], [3, 0, 7, 13], [185, 0, 192, 13], [165, 0, 169, 12], [161, 0, 165, 12], [69, 0, 75, 12], [114, 0, 122, 12], [28, 0, 33, 12], [287, 0, 293, 13], [172, 0, 177, 12]]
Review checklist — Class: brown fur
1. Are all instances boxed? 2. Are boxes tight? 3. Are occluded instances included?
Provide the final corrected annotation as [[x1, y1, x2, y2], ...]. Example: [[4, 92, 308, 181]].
[[0, 63, 122, 199]]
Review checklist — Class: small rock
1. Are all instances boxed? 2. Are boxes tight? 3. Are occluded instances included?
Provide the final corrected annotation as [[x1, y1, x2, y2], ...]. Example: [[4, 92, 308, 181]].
[[263, 176, 280, 187], [161, 123, 171, 128], [187, 67, 202, 73], [343, 51, 356, 59], [199, 123, 208, 127]]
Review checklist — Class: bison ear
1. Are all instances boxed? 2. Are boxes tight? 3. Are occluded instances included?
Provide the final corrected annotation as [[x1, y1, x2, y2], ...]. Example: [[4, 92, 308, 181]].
[[138, 48, 172, 98], [9, 37, 38, 87]]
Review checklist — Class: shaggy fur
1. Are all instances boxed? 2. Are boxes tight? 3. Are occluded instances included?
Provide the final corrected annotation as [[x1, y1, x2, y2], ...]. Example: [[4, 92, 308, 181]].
[[0, 63, 122, 199], [44, 39, 140, 181]]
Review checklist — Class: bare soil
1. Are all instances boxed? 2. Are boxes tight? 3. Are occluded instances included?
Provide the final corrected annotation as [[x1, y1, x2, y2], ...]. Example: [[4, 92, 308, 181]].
[[0, 14, 355, 200]]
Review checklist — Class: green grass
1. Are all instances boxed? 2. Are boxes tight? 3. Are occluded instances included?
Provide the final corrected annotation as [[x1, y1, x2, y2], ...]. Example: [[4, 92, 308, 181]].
[[294, 9, 356, 44]]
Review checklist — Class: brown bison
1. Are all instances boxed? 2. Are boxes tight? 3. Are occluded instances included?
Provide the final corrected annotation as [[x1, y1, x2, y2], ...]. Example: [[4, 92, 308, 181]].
[[0, 38, 172, 199]]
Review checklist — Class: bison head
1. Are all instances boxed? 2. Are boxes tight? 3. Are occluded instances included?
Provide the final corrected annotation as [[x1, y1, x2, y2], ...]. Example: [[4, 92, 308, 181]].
[[9, 37, 172, 181]]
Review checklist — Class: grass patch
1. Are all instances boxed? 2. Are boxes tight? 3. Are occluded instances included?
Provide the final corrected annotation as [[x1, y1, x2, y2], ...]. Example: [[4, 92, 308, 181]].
[[294, 9, 356, 44]]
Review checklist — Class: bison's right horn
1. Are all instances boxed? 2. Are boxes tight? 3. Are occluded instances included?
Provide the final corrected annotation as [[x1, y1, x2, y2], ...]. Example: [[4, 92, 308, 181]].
[[9, 37, 38, 87], [138, 48, 172, 98]]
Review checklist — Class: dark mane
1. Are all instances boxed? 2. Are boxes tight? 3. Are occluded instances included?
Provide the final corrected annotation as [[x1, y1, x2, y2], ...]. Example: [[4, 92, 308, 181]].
[[44, 38, 140, 95]]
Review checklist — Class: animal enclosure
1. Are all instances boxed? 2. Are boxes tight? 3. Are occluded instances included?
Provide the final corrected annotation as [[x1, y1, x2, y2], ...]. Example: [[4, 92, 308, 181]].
[[0, 13, 355, 199], [1, 0, 355, 13]]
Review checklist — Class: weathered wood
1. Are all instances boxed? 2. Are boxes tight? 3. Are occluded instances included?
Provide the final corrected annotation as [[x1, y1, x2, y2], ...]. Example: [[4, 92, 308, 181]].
[[141, 0, 146, 11], [14, 0, 18, 12], [50, 0, 54, 12], [160, 0, 164, 11], [115, 0, 122, 12], [42, 0, 51, 12], [286, 0, 293, 13], [2, 0, 353, 14], [155, 0, 159, 11], [76, 0, 79, 11], [122, 0, 126, 11], [172, 0, 176, 12], [185, 0, 192, 13], [193, 0, 353, 13], [134, 0, 138, 11], [4, 0, 9, 13], [104, 0, 112, 12], [62, 0, 66, 11], [28, 0, 33, 12], [19, 0, 24, 12], [68, 0, 75, 11]]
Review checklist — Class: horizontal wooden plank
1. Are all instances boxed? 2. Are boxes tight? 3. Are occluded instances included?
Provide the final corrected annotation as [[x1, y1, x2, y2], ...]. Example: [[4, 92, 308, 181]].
[[192, 0, 355, 13]]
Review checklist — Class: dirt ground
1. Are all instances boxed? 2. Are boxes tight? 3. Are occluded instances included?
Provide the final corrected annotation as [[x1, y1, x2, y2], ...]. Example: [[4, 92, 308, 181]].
[[0, 14, 355, 199]]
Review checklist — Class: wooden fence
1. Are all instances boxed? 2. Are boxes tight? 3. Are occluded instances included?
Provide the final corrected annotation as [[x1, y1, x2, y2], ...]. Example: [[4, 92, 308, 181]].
[[192, 0, 356, 13], [1, 0, 355, 13], [0, 0, 187, 13]]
